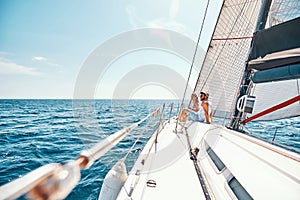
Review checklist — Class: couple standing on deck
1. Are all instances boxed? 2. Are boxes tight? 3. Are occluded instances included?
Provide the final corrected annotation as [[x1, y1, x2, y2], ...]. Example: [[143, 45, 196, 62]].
[[179, 91, 212, 124]]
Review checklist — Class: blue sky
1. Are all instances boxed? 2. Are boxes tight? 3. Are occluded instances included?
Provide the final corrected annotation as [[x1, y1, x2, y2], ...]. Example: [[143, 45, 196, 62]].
[[0, 0, 221, 99]]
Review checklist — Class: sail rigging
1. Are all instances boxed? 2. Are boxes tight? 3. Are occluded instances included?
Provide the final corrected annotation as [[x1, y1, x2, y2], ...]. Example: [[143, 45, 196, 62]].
[[194, 0, 262, 120], [194, 0, 300, 124], [268, 0, 300, 26]]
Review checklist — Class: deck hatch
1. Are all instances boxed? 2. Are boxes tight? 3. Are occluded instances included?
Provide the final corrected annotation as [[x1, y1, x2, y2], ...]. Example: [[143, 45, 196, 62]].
[[205, 143, 226, 171], [228, 177, 253, 200]]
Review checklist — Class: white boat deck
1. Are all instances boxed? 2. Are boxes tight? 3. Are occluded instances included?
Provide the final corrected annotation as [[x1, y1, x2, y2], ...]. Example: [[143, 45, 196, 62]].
[[203, 125, 300, 199], [116, 118, 300, 200], [117, 118, 208, 199]]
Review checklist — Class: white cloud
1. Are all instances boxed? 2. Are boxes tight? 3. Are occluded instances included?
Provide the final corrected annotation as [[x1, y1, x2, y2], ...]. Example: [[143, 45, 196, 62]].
[[32, 56, 48, 61], [0, 58, 42, 76], [32, 56, 62, 67]]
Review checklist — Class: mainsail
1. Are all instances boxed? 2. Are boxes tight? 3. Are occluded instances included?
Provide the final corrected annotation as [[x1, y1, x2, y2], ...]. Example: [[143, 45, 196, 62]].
[[195, 0, 300, 122], [194, 0, 262, 119]]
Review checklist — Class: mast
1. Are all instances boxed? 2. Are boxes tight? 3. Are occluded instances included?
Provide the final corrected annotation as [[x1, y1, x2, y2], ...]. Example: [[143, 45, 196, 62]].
[[230, 0, 273, 130]]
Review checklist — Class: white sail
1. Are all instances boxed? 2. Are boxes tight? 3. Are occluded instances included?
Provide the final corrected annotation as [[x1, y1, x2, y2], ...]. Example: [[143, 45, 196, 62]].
[[268, 0, 300, 26], [194, 0, 262, 118], [195, 0, 300, 121], [251, 79, 300, 120]]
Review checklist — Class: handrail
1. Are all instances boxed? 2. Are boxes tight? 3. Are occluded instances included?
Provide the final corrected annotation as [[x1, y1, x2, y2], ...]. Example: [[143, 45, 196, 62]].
[[174, 102, 184, 133], [155, 104, 165, 144], [168, 103, 174, 123], [0, 108, 160, 200], [80, 108, 160, 168]]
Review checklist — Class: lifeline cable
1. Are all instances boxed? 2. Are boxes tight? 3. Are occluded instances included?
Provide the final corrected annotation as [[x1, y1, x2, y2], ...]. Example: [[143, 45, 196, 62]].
[[175, 0, 212, 131], [122, 108, 159, 161], [179, 0, 212, 109]]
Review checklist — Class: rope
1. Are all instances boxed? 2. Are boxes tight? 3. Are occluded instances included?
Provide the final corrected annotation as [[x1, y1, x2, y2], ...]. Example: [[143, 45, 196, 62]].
[[184, 127, 212, 200], [192, 0, 213, 95], [212, 36, 253, 40], [179, 0, 212, 108], [0, 108, 161, 200], [175, 0, 212, 132], [228, 0, 260, 127], [122, 110, 157, 161], [127, 105, 172, 197]]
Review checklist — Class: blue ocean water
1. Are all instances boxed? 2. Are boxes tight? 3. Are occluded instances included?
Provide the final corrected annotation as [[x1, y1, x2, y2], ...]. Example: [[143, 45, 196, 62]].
[[0, 99, 299, 199], [0, 99, 178, 199]]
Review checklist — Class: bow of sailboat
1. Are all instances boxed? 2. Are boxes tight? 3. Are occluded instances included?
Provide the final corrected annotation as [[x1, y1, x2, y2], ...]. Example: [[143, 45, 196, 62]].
[[116, 118, 300, 199], [116, 118, 212, 199]]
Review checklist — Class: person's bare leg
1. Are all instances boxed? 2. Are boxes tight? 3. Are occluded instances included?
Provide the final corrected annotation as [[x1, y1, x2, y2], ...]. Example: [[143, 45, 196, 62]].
[[178, 109, 188, 122]]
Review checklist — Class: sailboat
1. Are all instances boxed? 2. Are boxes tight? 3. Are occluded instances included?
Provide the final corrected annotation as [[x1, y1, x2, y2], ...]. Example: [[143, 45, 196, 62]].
[[0, 0, 299, 199], [101, 0, 300, 199]]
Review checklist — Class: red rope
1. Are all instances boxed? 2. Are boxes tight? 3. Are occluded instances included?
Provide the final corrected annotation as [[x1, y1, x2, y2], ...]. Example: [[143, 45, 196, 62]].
[[212, 36, 253, 40], [241, 95, 300, 124]]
